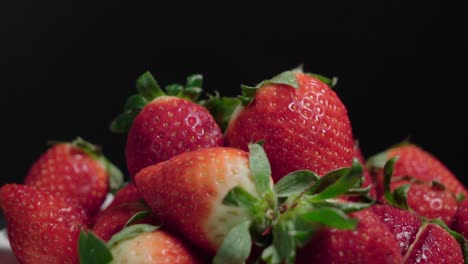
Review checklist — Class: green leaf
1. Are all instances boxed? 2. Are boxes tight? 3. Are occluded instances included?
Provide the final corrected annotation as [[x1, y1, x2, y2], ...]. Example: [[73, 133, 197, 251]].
[[261, 245, 282, 264], [223, 186, 259, 211], [72, 137, 101, 158], [393, 184, 410, 210], [124, 211, 150, 227], [183, 86, 203, 101], [308, 160, 364, 201], [306, 73, 338, 87], [102, 157, 124, 194], [274, 170, 320, 197], [265, 71, 299, 89], [307, 167, 349, 195], [124, 94, 148, 111], [301, 207, 358, 229], [213, 221, 252, 264], [107, 224, 159, 249], [79, 230, 113, 264], [383, 157, 399, 206], [431, 219, 468, 264], [431, 180, 446, 191], [248, 143, 272, 198], [272, 222, 296, 264], [458, 193, 466, 202], [109, 110, 139, 133], [136, 71, 165, 100], [240, 84, 259, 106], [313, 200, 374, 213], [199, 93, 241, 132], [186, 74, 203, 88], [345, 185, 372, 196], [366, 151, 389, 171], [164, 84, 184, 96]]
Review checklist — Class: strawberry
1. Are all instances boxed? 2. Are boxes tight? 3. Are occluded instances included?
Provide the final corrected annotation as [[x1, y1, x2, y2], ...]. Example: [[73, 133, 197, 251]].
[[370, 204, 464, 264], [353, 143, 376, 199], [225, 69, 355, 182], [453, 199, 468, 238], [370, 204, 422, 255], [92, 202, 157, 242], [104, 183, 142, 211], [295, 209, 403, 264], [24, 137, 123, 218], [0, 184, 89, 264], [110, 71, 223, 178], [108, 228, 203, 264], [134, 145, 275, 255], [390, 180, 458, 225], [367, 143, 467, 197], [373, 155, 459, 225]]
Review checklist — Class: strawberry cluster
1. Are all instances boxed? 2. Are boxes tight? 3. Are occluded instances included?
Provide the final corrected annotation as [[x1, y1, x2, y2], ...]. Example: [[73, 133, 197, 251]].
[[1, 68, 467, 264]]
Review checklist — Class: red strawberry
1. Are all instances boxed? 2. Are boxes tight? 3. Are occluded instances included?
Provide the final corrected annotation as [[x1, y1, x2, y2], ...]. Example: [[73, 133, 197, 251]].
[[453, 199, 468, 238], [104, 183, 142, 211], [0, 184, 88, 264], [109, 229, 203, 264], [24, 137, 123, 218], [390, 180, 458, 225], [370, 204, 422, 255], [225, 70, 355, 182], [370, 204, 464, 263], [404, 223, 463, 264], [92, 201, 157, 242], [110, 71, 223, 178], [353, 144, 377, 199], [368, 144, 467, 197], [135, 146, 274, 254], [295, 209, 403, 263]]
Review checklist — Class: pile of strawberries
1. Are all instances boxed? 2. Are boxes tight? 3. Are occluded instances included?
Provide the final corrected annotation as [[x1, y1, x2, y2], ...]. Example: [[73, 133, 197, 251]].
[[1, 68, 467, 264]]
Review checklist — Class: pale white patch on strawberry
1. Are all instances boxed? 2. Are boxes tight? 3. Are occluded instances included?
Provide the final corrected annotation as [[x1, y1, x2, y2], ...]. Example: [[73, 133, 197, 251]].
[[204, 155, 260, 249]]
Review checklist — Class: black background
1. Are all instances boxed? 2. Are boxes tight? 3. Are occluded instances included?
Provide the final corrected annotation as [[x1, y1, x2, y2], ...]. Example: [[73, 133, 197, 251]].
[[0, 0, 466, 187]]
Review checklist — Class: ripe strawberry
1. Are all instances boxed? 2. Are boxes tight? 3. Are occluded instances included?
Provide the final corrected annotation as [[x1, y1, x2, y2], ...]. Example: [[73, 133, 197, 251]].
[[370, 204, 464, 263], [368, 143, 467, 197], [109, 229, 203, 264], [453, 199, 468, 238], [0, 184, 89, 264], [353, 144, 376, 199], [390, 180, 458, 225], [135, 145, 276, 255], [104, 183, 142, 211], [295, 209, 403, 263], [92, 202, 157, 242], [110, 71, 223, 178], [370, 204, 422, 255], [24, 137, 122, 218], [225, 69, 355, 182]]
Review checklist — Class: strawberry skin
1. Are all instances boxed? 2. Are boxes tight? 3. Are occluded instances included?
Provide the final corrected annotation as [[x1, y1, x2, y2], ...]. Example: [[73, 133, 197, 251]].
[[370, 204, 422, 255], [110, 230, 202, 264], [0, 184, 88, 264], [453, 199, 468, 238], [389, 181, 458, 226], [354, 145, 377, 199], [104, 183, 142, 211], [295, 209, 402, 263], [403, 223, 463, 264], [24, 142, 109, 217], [126, 96, 223, 177], [372, 144, 467, 196], [135, 147, 261, 254], [92, 202, 157, 242], [225, 72, 355, 181]]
